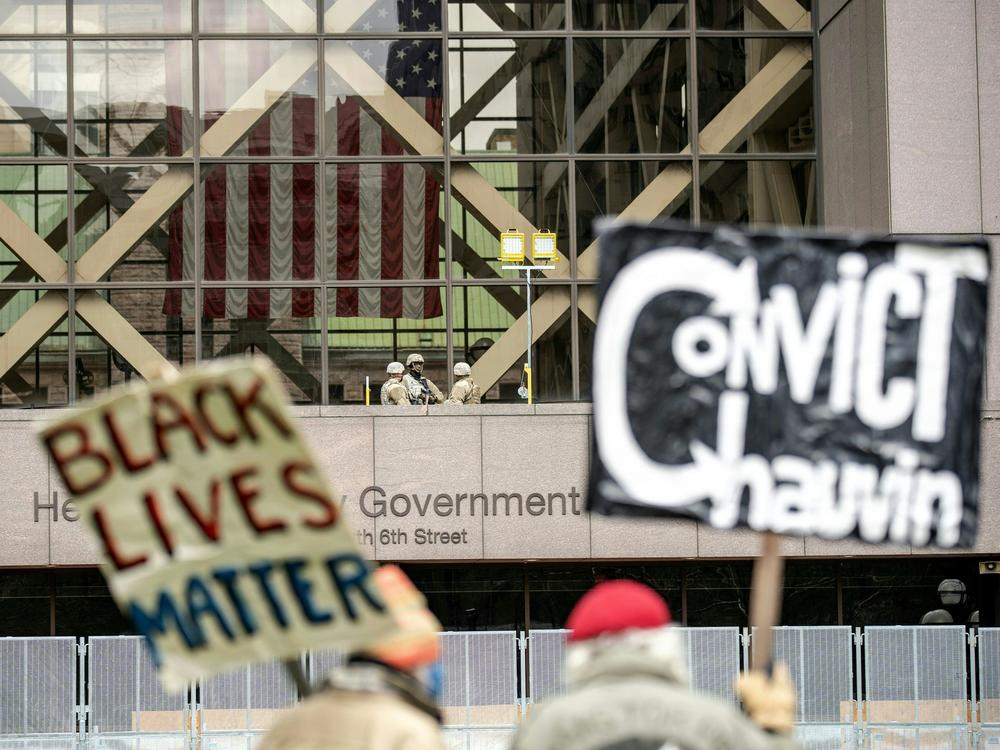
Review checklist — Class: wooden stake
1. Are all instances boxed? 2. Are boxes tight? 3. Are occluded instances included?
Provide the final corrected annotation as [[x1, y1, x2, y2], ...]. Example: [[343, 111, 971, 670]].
[[749, 532, 785, 672]]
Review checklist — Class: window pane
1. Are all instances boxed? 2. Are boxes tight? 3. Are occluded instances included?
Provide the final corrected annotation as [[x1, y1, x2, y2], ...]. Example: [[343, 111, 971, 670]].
[[324, 39, 442, 156], [696, 0, 811, 30], [327, 0, 443, 32], [449, 38, 567, 154], [74, 289, 193, 396], [0, 0, 64, 33], [0, 290, 68, 407], [451, 161, 570, 280], [75, 163, 194, 281], [0, 571, 50, 635], [573, 0, 687, 30], [327, 286, 447, 403], [573, 38, 688, 153], [575, 161, 693, 252], [74, 0, 191, 33], [578, 289, 595, 400], [200, 0, 316, 32], [699, 159, 817, 226], [448, 1, 564, 32], [0, 165, 68, 282], [200, 40, 318, 157], [684, 562, 752, 626], [201, 163, 318, 289], [201, 289, 323, 404], [698, 37, 813, 153], [326, 162, 444, 283], [0, 42, 67, 158], [75, 41, 193, 157]]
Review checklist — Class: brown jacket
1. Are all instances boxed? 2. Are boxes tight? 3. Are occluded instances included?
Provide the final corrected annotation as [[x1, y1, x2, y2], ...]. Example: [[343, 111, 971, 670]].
[[257, 662, 446, 750]]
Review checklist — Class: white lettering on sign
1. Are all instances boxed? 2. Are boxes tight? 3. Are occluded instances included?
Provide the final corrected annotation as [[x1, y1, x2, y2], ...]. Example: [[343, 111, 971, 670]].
[[593, 245, 987, 547]]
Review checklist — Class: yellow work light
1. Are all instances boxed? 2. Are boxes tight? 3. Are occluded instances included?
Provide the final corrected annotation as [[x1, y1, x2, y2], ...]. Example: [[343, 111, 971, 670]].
[[531, 231, 558, 263], [499, 230, 525, 264]]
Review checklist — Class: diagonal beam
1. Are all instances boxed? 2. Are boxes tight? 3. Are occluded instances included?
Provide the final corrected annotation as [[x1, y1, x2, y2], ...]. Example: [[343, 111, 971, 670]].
[[326, 42, 572, 277], [471, 41, 812, 392], [446, 219, 527, 317], [76, 292, 177, 380], [540, 3, 683, 198], [750, 0, 811, 31]]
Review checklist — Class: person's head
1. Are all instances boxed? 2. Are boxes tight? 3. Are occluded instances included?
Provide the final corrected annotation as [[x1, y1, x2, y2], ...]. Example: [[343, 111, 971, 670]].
[[406, 353, 424, 375], [386, 361, 404, 381], [357, 565, 441, 676], [454, 362, 471, 377], [564, 579, 686, 686]]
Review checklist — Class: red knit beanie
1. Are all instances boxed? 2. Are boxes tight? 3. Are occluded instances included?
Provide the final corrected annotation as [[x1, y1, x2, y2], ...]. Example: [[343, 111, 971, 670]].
[[566, 580, 672, 642]]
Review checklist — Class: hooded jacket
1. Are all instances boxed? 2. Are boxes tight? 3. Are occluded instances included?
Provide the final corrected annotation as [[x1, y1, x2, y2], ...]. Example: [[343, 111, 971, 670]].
[[511, 629, 801, 750], [256, 659, 447, 750]]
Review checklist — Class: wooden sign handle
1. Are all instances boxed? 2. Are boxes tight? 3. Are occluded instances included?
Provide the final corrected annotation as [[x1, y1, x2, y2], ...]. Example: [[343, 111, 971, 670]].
[[749, 532, 785, 672]]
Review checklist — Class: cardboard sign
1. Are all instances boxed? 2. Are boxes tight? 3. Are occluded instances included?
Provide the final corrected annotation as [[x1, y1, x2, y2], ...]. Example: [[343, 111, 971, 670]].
[[589, 222, 989, 548], [41, 359, 397, 689]]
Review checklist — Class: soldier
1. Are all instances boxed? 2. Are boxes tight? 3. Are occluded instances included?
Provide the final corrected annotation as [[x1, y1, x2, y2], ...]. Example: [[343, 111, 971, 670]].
[[446, 362, 481, 405], [380, 362, 410, 406], [402, 353, 444, 405]]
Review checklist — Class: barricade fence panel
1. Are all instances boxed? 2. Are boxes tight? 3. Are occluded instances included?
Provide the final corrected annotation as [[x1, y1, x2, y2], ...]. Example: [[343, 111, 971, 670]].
[[2, 627, 995, 749], [0, 637, 77, 740], [980, 628, 1000, 727]]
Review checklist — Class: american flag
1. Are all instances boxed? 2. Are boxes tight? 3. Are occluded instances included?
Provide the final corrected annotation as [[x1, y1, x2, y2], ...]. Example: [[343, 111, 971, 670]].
[[163, 0, 443, 320]]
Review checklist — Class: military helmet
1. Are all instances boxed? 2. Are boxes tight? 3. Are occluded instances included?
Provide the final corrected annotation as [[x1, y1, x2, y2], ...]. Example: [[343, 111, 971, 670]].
[[406, 353, 424, 366], [386, 361, 405, 375], [454, 362, 471, 376]]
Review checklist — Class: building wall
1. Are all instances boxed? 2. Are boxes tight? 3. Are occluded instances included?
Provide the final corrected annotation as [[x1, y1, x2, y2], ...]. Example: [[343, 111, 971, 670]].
[[6, 404, 1000, 568]]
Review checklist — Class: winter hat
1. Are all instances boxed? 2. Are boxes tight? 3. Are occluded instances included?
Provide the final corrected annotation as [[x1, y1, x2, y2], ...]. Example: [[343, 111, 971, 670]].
[[361, 565, 441, 670], [566, 580, 671, 643]]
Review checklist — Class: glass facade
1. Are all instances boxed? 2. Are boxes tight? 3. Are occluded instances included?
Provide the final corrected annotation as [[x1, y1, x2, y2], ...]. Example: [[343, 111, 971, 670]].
[[0, 0, 815, 406]]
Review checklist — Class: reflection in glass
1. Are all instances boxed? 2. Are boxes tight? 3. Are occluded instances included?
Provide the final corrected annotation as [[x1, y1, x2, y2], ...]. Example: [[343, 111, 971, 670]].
[[74, 0, 191, 33], [448, 0, 563, 32], [324, 39, 443, 156], [74, 41, 193, 157], [200, 0, 315, 32], [698, 37, 813, 153], [75, 289, 194, 395], [326, 287, 446, 403], [573, 38, 688, 153], [0, 165, 68, 280], [0, 291, 68, 406], [326, 0, 443, 33], [573, 0, 687, 30], [451, 161, 569, 281], [200, 39, 318, 156], [198, 163, 319, 313], [575, 161, 692, 250], [0, 0, 64, 32], [696, 0, 811, 30], [699, 160, 816, 226], [325, 162, 444, 287], [0, 42, 67, 157], [201, 289, 322, 403], [75, 164, 193, 282], [449, 38, 566, 154]]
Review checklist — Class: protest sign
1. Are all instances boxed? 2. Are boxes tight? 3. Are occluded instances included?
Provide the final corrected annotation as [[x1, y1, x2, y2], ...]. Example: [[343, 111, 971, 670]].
[[41, 358, 398, 689], [590, 222, 989, 549]]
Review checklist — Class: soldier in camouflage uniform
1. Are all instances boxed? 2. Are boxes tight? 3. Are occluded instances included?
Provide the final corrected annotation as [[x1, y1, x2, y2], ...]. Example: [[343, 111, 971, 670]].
[[381, 362, 410, 406], [446, 362, 481, 405], [402, 353, 444, 405]]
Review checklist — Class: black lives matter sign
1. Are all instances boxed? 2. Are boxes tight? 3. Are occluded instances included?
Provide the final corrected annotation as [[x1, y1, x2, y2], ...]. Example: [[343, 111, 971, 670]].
[[589, 223, 989, 548]]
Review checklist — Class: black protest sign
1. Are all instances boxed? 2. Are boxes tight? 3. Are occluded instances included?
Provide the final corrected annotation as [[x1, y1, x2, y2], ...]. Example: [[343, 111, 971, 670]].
[[589, 223, 989, 548]]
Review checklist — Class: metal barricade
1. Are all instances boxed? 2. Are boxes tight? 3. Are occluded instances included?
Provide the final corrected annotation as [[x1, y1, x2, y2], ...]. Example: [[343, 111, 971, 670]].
[[679, 626, 743, 705], [978, 628, 1000, 748], [198, 660, 297, 750], [527, 629, 569, 704], [770, 626, 856, 750], [88, 635, 191, 749], [863, 626, 970, 750], [0, 637, 78, 749], [439, 631, 519, 750]]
